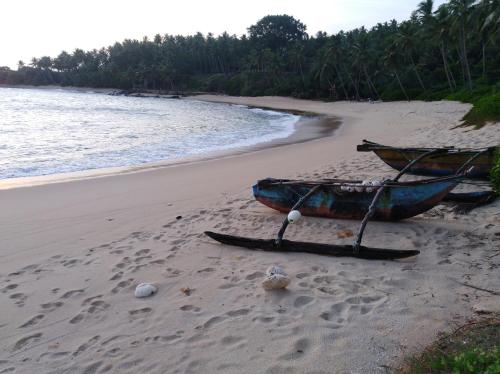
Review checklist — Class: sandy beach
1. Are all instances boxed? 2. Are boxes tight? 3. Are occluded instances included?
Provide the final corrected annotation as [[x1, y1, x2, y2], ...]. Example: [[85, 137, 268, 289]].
[[0, 96, 498, 373]]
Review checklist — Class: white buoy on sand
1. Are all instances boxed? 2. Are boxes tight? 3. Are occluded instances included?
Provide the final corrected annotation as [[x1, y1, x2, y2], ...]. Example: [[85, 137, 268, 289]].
[[135, 283, 157, 298]]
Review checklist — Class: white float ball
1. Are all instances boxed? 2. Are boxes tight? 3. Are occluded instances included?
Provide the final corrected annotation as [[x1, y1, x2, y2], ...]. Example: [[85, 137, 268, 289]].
[[287, 210, 302, 223], [134, 283, 157, 298]]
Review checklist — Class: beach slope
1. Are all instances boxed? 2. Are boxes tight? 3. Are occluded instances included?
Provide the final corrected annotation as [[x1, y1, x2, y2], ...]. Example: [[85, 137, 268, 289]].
[[0, 96, 498, 373]]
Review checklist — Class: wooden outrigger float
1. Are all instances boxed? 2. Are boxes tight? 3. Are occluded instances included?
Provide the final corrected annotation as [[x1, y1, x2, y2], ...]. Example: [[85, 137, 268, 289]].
[[205, 150, 447, 260], [357, 140, 497, 179], [205, 145, 494, 260]]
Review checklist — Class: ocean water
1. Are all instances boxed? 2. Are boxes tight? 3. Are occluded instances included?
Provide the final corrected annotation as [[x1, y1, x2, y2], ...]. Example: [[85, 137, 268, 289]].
[[0, 87, 299, 179]]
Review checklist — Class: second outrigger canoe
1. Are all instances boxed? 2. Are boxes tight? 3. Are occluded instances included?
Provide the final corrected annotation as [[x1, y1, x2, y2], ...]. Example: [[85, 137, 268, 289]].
[[253, 176, 461, 221], [357, 140, 497, 179]]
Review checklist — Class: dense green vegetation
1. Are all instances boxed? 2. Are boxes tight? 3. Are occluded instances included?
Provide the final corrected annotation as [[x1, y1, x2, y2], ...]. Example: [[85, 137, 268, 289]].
[[462, 91, 500, 126], [0, 0, 499, 109], [405, 319, 500, 373]]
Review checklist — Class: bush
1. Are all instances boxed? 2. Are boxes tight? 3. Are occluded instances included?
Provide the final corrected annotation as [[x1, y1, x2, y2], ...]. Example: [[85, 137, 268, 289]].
[[380, 88, 408, 101], [429, 347, 500, 374], [405, 319, 500, 374], [462, 92, 500, 127]]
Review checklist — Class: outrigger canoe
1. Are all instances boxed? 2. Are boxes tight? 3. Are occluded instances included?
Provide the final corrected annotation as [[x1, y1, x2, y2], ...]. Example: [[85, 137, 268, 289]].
[[357, 140, 497, 179], [253, 176, 461, 221]]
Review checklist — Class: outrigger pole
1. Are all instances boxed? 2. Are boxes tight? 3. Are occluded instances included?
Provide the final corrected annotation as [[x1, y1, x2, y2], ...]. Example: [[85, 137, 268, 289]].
[[204, 146, 490, 260], [353, 149, 442, 253]]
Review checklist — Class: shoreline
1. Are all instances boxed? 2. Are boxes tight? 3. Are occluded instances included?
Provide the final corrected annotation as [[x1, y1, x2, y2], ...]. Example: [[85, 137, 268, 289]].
[[0, 98, 340, 190], [0, 96, 497, 373]]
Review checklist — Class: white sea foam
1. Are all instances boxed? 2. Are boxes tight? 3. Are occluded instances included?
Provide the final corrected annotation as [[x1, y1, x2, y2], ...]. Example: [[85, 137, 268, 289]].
[[0, 88, 299, 179]]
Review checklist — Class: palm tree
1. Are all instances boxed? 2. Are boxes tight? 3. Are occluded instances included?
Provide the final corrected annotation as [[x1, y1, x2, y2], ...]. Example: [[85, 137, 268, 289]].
[[317, 40, 349, 99], [289, 41, 306, 87], [434, 4, 457, 90], [383, 46, 410, 101], [415, 0, 435, 23], [448, 0, 474, 90], [394, 22, 426, 91], [475, 0, 500, 78]]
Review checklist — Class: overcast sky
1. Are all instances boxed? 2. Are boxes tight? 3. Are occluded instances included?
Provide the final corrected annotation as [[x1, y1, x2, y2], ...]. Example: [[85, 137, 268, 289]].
[[1, 0, 447, 69]]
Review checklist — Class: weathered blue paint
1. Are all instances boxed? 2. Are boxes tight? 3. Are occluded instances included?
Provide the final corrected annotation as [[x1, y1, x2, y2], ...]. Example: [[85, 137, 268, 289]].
[[372, 149, 494, 179], [253, 177, 460, 221]]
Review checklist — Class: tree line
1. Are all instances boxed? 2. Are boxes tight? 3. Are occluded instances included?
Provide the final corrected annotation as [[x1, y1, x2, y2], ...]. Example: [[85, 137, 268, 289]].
[[0, 0, 498, 101]]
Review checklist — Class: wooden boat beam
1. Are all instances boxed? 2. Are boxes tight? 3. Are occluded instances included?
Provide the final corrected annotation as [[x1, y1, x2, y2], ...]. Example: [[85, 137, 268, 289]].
[[455, 148, 492, 176], [276, 184, 322, 246], [353, 148, 443, 253]]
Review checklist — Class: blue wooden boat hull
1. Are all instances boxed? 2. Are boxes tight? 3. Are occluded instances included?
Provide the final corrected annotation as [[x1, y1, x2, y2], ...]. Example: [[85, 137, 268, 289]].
[[253, 177, 460, 221], [357, 141, 496, 180]]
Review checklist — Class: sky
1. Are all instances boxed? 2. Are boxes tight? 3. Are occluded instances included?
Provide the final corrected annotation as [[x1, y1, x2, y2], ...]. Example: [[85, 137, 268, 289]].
[[1, 0, 448, 69]]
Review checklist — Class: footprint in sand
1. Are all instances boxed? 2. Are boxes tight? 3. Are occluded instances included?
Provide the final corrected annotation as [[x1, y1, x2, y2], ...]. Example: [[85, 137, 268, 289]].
[[135, 248, 151, 256], [226, 308, 250, 317], [296, 273, 311, 279], [221, 335, 245, 346], [109, 272, 123, 281], [10, 293, 28, 307], [134, 256, 152, 264], [129, 264, 148, 273], [320, 301, 349, 322], [145, 333, 183, 343], [87, 300, 110, 314], [252, 316, 275, 324], [278, 337, 311, 361], [128, 307, 152, 320], [62, 258, 82, 268], [82, 295, 103, 306], [150, 259, 166, 265], [19, 314, 45, 328], [130, 231, 151, 241], [13, 333, 42, 351], [69, 314, 85, 324], [2, 284, 18, 293], [39, 351, 71, 362], [73, 335, 100, 357], [60, 289, 85, 299], [164, 268, 183, 278], [245, 271, 265, 280], [343, 294, 387, 317], [197, 315, 226, 330], [197, 267, 215, 274], [104, 347, 122, 357], [293, 296, 314, 308], [40, 301, 64, 312], [170, 238, 186, 246], [317, 286, 340, 296], [8, 270, 24, 277], [114, 257, 131, 270], [313, 275, 336, 284], [218, 283, 237, 290], [180, 305, 201, 312], [111, 279, 134, 294]]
